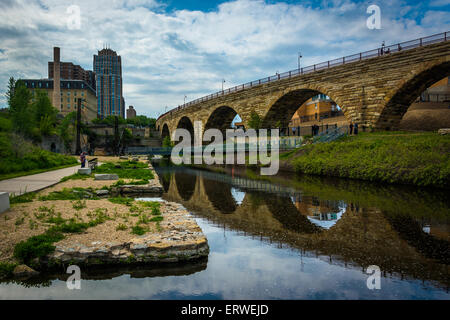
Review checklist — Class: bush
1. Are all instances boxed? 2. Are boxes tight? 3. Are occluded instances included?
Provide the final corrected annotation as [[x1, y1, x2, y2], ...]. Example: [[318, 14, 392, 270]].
[[13, 230, 64, 264]]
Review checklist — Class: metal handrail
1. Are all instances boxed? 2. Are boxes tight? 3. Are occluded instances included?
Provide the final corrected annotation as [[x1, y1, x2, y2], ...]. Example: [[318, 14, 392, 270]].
[[158, 31, 449, 121]]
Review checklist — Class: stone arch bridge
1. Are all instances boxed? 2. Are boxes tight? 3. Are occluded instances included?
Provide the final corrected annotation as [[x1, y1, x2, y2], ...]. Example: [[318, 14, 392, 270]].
[[156, 32, 450, 140]]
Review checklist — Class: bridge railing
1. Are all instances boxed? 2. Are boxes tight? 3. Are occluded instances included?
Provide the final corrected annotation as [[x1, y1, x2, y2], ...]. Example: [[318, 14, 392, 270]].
[[158, 31, 449, 121]]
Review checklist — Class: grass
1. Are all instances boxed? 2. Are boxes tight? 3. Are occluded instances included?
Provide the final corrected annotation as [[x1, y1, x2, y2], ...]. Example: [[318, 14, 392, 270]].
[[12, 207, 112, 266], [108, 197, 134, 206], [39, 188, 99, 201], [10, 192, 37, 205], [60, 173, 93, 182], [0, 132, 78, 180], [290, 132, 450, 188], [0, 163, 79, 182], [95, 161, 154, 180], [72, 200, 87, 211], [131, 225, 148, 236], [112, 179, 149, 187], [0, 262, 17, 279]]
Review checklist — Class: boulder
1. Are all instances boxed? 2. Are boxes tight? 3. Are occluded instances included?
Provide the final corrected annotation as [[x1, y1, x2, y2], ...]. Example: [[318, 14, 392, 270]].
[[96, 189, 110, 196], [120, 156, 129, 160], [78, 168, 92, 175], [438, 128, 450, 135], [132, 157, 139, 162], [13, 265, 39, 278], [0, 192, 10, 214], [95, 174, 119, 181]]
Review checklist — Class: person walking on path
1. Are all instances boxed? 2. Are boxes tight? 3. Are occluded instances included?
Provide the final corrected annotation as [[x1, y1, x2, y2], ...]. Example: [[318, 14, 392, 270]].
[[349, 122, 354, 135], [80, 151, 87, 168]]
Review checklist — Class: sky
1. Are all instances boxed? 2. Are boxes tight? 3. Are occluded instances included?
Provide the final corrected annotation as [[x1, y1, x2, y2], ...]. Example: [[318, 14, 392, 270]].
[[0, 0, 449, 118]]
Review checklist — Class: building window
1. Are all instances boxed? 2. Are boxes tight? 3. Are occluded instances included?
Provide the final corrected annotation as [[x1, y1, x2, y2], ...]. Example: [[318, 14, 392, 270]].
[[67, 98, 70, 102], [68, 104, 70, 109]]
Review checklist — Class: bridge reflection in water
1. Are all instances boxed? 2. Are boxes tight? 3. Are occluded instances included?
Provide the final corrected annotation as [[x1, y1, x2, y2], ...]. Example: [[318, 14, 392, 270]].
[[155, 163, 450, 292]]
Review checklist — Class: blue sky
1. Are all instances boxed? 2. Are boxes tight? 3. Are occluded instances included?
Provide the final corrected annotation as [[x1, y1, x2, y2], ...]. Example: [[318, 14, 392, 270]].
[[0, 0, 449, 118]]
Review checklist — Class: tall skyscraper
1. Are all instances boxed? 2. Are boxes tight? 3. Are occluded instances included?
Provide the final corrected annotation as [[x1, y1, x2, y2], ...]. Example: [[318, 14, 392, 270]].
[[93, 48, 123, 118]]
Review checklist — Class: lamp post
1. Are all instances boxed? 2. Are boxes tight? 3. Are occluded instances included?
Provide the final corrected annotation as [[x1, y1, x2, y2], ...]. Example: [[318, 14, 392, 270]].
[[298, 52, 302, 71], [184, 95, 187, 105], [222, 79, 226, 92]]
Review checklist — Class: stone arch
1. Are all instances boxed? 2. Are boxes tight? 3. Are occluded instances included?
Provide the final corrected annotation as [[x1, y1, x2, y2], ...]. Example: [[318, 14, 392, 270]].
[[161, 123, 170, 140], [264, 194, 322, 234], [204, 105, 240, 133], [203, 178, 239, 214], [174, 171, 196, 201], [377, 60, 450, 130], [176, 116, 195, 145], [261, 87, 348, 129]]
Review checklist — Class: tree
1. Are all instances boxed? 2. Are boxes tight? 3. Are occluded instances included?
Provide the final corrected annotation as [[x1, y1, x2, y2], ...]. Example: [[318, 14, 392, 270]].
[[9, 81, 33, 137], [58, 112, 77, 152], [32, 90, 58, 137], [248, 111, 262, 130], [5, 77, 15, 108]]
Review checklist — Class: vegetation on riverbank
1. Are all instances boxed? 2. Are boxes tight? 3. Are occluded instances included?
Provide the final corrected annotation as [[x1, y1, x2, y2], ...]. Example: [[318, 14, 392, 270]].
[[285, 132, 449, 188]]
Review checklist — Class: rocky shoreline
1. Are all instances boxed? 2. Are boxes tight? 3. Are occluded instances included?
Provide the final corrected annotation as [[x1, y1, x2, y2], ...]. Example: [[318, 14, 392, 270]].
[[47, 201, 209, 267], [0, 158, 209, 279]]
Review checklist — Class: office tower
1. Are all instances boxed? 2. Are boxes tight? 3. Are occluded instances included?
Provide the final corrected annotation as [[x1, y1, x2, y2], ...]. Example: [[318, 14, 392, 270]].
[[93, 48, 123, 118]]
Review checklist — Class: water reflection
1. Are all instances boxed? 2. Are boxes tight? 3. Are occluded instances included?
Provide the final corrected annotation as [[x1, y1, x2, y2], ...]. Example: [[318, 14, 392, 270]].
[[0, 162, 448, 299], [157, 163, 450, 293]]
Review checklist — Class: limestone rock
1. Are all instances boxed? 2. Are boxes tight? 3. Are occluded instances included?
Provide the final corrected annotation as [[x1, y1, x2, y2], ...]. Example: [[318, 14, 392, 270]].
[[13, 265, 39, 278], [78, 168, 92, 175], [438, 128, 450, 135], [96, 189, 110, 196], [95, 174, 119, 181]]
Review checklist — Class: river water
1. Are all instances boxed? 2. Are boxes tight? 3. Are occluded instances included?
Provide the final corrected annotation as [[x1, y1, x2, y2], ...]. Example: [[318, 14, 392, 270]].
[[0, 161, 449, 299]]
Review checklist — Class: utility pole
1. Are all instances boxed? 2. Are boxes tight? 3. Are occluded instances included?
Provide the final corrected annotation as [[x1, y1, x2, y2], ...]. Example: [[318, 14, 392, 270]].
[[75, 98, 82, 155]]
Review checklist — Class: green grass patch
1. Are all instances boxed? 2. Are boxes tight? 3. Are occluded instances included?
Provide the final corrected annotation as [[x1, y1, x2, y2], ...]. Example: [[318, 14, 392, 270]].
[[149, 216, 164, 222], [39, 188, 98, 201], [95, 161, 154, 180], [291, 132, 450, 188], [10, 192, 36, 205], [108, 197, 134, 206], [0, 262, 18, 279], [13, 229, 65, 265], [131, 225, 148, 236], [72, 200, 87, 211], [60, 173, 93, 182]]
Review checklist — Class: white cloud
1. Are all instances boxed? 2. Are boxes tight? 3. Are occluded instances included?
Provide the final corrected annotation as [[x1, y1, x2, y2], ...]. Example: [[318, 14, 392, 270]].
[[0, 0, 449, 118]]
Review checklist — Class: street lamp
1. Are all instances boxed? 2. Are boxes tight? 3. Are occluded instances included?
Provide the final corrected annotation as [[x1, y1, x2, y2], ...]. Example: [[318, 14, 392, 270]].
[[184, 95, 187, 105], [222, 79, 226, 92], [298, 51, 302, 71]]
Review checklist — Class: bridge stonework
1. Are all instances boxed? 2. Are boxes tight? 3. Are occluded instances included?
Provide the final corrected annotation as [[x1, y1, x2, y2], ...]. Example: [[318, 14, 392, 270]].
[[157, 41, 450, 139]]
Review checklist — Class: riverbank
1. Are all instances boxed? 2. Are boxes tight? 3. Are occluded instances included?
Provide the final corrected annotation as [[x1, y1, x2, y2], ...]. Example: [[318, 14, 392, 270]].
[[280, 131, 450, 188], [0, 158, 209, 279]]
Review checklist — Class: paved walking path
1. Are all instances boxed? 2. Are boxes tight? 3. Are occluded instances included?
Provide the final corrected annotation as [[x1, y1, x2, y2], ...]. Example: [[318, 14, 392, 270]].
[[0, 165, 81, 196]]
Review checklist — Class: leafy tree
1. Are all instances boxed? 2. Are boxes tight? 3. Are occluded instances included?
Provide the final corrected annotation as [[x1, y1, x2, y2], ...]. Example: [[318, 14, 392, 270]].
[[162, 136, 173, 147], [58, 112, 77, 152], [126, 115, 156, 128], [9, 81, 33, 137], [32, 90, 57, 126], [248, 111, 262, 130], [5, 77, 15, 108]]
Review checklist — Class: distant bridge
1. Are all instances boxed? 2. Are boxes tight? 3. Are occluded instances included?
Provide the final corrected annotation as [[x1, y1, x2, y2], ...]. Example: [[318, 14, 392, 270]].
[[156, 32, 450, 141]]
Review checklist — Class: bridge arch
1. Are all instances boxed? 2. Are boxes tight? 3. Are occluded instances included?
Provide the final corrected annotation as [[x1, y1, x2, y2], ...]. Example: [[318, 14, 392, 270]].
[[377, 60, 450, 130], [204, 105, 240, 133], [203, 178, 240, 214], [176, 116, 195, 144], [261, 87, 347, 129], [161, 123, 170, 140], [174, 171, 197, 201]]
